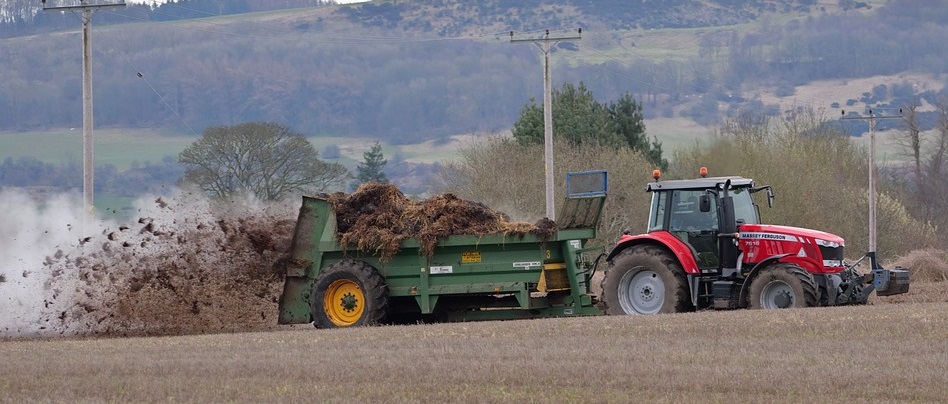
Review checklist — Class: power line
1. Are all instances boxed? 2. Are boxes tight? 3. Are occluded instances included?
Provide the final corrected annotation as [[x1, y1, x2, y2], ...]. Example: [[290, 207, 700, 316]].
[[91, 23, 199, 137]]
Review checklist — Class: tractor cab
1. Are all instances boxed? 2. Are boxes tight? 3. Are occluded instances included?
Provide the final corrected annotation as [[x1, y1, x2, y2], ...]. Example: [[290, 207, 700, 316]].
[[645, 173, 765, 272]]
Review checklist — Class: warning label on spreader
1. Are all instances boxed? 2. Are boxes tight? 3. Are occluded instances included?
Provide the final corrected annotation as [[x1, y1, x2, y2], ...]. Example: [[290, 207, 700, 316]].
[[461, 252, 481, 263]]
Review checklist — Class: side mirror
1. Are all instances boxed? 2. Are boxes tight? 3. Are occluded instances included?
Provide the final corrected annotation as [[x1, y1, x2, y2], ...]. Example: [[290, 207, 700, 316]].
[[751, 185, 775, 208], [699, 194, 712, 212]]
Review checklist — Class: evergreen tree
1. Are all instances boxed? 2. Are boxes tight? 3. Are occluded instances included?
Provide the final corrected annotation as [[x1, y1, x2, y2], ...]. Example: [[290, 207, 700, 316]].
[[512, 82, 667, 170], [353, 140, 389, 189]]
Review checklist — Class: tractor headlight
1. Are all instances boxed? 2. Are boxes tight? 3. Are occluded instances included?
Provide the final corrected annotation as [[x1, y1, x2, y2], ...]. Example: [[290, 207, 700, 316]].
[[815, 239, 841, 248]]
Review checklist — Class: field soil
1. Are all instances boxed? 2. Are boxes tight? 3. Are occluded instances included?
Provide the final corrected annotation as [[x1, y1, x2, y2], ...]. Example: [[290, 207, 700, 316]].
[[1, 301, 946, 403]]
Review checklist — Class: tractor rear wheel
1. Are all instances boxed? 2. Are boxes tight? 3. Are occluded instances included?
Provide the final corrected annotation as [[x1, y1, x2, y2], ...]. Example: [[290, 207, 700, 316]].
[[600, 245, 692, 315], [748, 263, 818, 309], [311, 259, 388, 328]]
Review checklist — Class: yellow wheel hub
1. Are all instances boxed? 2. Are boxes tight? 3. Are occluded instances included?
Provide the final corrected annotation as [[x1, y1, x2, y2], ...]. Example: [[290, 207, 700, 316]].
[[323, 279, 364, 326]]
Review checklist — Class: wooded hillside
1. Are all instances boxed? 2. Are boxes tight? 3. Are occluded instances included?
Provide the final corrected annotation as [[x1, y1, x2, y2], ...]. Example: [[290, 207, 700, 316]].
[[1, 0, 946, 142]]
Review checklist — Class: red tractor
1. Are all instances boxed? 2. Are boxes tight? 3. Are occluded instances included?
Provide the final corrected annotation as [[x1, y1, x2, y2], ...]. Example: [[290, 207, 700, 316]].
[[600, 170, 910, 314]]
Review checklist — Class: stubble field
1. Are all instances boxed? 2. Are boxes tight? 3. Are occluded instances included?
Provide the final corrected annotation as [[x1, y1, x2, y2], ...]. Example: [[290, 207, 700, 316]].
[[1, 293, 947, 403]]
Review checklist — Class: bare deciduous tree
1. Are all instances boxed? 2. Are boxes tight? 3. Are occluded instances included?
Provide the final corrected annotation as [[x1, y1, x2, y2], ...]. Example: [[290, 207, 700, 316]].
[[676, 111, 937, 256], [896, 102, 923, 180], [179, 122, 349, 200], [895, 100, 948, 241]]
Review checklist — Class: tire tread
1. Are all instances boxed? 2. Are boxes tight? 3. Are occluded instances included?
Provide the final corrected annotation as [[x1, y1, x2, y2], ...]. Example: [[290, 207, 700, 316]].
[[748, 263, 818, 309], [600, 244, 692, 315], [311, 259, 388, 328]]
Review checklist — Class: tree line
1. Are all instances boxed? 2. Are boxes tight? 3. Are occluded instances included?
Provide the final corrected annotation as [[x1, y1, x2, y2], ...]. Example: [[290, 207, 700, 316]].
[[2, 0, 947, 142]]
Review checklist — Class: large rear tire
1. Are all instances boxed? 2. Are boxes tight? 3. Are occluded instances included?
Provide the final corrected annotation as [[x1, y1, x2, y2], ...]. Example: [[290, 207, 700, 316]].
[[600, 245, 692, 315], [311, 259, 388, 328], [748, 263, 818, 309]]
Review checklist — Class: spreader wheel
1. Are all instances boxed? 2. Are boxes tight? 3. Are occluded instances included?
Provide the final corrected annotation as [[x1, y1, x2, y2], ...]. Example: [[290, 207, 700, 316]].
[[311, 259, 388, 328], [600, 245, 692, 315], [748, 263, 818, 309]]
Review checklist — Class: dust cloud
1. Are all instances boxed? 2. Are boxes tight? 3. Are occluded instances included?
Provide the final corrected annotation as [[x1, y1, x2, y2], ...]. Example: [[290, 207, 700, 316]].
[[0, 188, 296, 338]]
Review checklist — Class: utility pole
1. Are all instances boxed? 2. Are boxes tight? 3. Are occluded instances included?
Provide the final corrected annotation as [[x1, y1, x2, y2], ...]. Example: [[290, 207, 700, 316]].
[[42, 0, 125, 224], [511, 28, 581, 221], [841, 108, 901, 269]]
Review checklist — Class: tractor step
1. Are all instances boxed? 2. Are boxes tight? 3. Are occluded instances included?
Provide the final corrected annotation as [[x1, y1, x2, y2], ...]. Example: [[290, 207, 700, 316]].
[[711, 280, 740, 309]]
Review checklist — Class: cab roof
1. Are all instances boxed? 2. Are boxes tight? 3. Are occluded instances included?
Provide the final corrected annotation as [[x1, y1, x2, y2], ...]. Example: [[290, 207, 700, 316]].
[[645, 176, 755, 192]]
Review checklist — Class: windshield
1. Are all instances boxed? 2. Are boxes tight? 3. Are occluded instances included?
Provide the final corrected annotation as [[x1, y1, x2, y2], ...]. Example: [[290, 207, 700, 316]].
[[731, 188, 760, 224]]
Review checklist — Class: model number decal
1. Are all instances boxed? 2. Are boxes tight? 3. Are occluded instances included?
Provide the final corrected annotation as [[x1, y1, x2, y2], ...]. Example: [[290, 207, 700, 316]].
[[430, 265, 453, 274], [513, 261, 541, 269]]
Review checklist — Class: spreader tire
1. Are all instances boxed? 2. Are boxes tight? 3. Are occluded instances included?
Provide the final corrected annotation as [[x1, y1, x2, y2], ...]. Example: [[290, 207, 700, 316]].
[[601, 245, 692, 315], [311, 259, 388, 328], [748, 263, 818, 309]]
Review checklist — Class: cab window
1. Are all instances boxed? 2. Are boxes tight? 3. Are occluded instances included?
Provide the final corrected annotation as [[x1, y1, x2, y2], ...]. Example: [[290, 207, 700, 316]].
[[669, 190, 718, 232]]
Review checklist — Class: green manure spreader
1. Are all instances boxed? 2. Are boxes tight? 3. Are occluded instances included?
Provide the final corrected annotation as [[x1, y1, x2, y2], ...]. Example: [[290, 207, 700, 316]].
[[278, 171, 610, 328]]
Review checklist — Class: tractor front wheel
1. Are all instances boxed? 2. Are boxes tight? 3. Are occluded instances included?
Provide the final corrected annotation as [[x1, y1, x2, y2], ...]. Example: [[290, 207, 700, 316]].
[[601, 245, 692, 315], [748, 263, 818, 309], [311, 259, 388, 328]]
